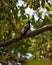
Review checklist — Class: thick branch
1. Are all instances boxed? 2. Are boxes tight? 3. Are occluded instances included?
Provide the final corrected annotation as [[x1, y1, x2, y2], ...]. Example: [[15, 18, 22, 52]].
[[0, 24, 52, 47]]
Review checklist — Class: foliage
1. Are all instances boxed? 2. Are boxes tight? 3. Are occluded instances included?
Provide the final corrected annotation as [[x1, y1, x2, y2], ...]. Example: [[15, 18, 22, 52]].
[[22, 58, 52, 65], [0, 0, 52, 65]]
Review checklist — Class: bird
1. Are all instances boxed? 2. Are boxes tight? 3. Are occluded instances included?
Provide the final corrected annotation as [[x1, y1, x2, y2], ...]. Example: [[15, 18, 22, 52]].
[[21, 20, 30, 37]]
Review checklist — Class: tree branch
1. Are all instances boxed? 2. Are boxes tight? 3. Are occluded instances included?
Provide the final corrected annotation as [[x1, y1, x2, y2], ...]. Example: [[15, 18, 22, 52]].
[[0, 24, 52, 47]]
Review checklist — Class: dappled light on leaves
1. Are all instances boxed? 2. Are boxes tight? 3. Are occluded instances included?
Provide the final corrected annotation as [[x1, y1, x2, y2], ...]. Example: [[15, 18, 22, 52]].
[[0, 0, 52, 65]]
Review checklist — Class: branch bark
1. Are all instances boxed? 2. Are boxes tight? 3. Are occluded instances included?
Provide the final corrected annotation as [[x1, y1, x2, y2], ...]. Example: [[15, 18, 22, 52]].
[[0, 24, 52, 47]]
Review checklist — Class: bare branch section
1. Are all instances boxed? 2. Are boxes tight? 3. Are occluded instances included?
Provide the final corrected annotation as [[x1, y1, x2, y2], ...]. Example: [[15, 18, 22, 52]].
[[0, 24, 52, 47]]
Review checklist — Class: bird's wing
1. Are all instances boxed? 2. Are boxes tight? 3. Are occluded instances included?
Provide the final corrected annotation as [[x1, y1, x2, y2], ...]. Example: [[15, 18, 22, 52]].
[[21, 24, 28, 34]]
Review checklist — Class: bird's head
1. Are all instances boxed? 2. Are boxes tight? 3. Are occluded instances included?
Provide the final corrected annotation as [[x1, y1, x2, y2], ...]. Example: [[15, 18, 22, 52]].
[[26, 20, 30, 24]]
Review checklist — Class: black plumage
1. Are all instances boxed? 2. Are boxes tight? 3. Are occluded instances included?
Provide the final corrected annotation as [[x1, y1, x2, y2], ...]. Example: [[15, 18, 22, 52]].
[[21, 20, 30, 36]]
